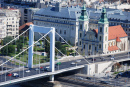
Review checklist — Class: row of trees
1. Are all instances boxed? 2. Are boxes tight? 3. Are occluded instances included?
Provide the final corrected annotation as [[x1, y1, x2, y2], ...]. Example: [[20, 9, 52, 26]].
[[0, 36, 28, 56]]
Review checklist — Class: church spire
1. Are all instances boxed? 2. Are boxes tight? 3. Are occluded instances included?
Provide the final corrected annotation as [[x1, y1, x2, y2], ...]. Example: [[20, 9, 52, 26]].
[[79, 4, 88, 21], [98, 7, 109, 24]]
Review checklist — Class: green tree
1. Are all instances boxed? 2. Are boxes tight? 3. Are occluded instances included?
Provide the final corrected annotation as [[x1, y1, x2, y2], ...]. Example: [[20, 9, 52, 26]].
[[3, 36, 13, 45], [8, 45, 15, 54], [55, 41, 62, 49]]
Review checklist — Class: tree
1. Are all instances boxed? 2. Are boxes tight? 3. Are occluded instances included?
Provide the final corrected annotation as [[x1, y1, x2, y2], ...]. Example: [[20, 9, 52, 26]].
[[1, 45, 15, 55], [55, 41, 62, 49], [3, 36, 13, 45], [1, 40, 3, 45]]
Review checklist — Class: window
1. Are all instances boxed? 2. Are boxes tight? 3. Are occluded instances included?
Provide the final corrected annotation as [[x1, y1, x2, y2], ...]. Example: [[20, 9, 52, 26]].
[[99, 44, 101, 49], [95, 47, 96, 51], [64, 30, 66, 34], [105, 44, 106, 48], [99, 36, 102, 41], [89, 45, 91, 50], [106, 27, 107, 32], [80, 24, 82, 30], [100, 27, 102, 32], [84, 45, 85, 49], [80, 33, 82, 38], [80, 41, 81, 45], [60, 30, 62, 34], [105, 36, 107, 41]]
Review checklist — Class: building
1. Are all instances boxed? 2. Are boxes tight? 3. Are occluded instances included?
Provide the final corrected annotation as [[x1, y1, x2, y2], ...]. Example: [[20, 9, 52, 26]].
[[5, 8, 20, 38], [0, 8, 20, 40], [33, 3, 81, 45], [78, 5, 128, 55], [0, 10, 7, 41]]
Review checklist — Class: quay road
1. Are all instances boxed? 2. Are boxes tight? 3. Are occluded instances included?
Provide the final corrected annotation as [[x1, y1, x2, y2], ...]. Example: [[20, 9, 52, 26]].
[[0, 52, 130, 86]]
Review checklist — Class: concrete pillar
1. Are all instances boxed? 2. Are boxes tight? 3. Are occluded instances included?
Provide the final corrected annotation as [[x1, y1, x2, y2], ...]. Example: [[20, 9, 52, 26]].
[[50, 27, 55, 81], [28, 25, 34, 68]]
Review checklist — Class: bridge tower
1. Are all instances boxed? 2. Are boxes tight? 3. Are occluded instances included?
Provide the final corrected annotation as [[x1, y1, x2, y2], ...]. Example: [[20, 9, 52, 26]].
[[28, 25, 55, 81]]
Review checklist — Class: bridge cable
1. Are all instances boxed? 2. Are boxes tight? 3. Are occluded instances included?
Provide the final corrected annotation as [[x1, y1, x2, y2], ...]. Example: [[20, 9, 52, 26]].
[[0, 30, 52, 67], [38, 33, 69, 61], [55, 31, 90, 64]]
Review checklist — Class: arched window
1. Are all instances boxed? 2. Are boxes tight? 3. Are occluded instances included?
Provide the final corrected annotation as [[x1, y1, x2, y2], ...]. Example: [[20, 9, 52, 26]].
[[100, 27, 102, 32]]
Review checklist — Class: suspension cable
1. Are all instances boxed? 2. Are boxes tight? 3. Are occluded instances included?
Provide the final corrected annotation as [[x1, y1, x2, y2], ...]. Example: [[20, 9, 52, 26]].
[[0, 28, 30, 50], [38, 33, 66, 57], [0, 30, 52, 66], [55, 31, 90, 64]]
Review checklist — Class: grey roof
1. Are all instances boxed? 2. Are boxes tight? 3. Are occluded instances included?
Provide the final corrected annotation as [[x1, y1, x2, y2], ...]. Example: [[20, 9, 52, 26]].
[[35, 6, 130, 21]]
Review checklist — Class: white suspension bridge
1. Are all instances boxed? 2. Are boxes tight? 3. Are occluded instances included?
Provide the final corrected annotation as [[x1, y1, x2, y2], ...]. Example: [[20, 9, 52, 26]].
[[0, 25, 130, 86]]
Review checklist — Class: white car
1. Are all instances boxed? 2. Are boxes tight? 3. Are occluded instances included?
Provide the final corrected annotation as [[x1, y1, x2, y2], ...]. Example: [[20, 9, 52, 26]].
[[13, 73, 18, 77], [35, 68, 39, 71], [76, 60, 81, 63], [110, 57, 114, 60], [71, 62, 76, 65], [25, 70, 30, 73]]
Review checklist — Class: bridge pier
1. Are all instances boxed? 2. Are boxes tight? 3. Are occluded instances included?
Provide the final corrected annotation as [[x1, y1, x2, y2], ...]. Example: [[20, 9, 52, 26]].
[[50, 75, 54, 81]]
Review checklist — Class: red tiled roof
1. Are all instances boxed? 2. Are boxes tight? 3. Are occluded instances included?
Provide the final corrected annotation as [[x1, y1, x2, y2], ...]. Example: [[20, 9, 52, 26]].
[[19, 22, 33, 30], [95, 25, 127, 40], [108, 45, 119, 51], [116, 37, 121, 42]]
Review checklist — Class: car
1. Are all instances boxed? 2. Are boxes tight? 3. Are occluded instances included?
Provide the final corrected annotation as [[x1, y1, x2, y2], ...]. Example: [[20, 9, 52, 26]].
[[107, 55, 112, 57], [44, 66, 50, 71], [56, 62, 61, 65], [71, 62, 76, 65], [6, 73, 12, 76], [127, 52, 130, 54], [110, 57, 114, 60], [114, 75, 119, 79], [86, 77, 91, 80], [40, 67, 43, 69], [91, 59, 96, 61], [76, 60, 81, 62], [13, 73, 19, 77], [100, 81, 109, 84], [35, 68, 39, 71], [25, 70, 30, 73], [118, 72, 123, 76]]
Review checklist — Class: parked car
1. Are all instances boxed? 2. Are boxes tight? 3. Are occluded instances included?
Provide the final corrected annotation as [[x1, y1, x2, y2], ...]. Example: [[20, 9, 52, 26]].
[[118, 72, 123, 76], [86, 77, 91, 80], [40, 67, 43, 69], [25, 70, 30, 73], [107, 55, 112, 57], [100, 81, 109, 84]]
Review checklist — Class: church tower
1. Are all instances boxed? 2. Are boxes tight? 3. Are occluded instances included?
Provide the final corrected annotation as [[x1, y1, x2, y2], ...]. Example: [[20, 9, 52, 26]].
[[78, 4, 89, 53], [98, 7, 109, 54]]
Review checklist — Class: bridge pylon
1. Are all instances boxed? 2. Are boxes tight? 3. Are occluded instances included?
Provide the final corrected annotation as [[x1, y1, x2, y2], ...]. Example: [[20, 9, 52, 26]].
[[28, 25, 55, 81]]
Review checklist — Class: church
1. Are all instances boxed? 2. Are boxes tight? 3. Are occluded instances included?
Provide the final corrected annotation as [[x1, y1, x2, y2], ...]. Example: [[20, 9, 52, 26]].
[[78, 5, 129, 55]]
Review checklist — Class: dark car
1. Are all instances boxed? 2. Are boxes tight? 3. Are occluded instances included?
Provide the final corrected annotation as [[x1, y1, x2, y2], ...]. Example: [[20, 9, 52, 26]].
[[100, 81, 109, 84], [127, 52, 130, 54], [118, 72, 123, 76], [86, 77, 91, 80], [91, 59, 96, 61], [107, 55, 112, 57]]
